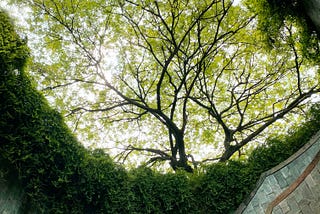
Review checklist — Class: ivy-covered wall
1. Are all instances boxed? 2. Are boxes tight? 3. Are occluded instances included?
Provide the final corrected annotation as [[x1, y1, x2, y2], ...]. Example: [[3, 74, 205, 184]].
[[1, 9, 320, 214]]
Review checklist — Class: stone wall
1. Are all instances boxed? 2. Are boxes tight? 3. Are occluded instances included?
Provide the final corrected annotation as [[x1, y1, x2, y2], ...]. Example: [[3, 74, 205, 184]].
[[273, 162, 320, 214], [0, 170, 23, 214], [236, 131, 320, 214]]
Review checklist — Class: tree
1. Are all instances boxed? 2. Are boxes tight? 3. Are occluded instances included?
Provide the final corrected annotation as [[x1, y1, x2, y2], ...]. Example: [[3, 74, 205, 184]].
[[7, 0, 320, 172], [245, 0, 320, 62], [265, 0, 320, 33]]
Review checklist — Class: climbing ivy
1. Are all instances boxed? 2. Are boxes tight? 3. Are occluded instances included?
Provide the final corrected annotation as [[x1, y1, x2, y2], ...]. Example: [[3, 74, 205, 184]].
[[0, 10, 28, 71], [245, 0, 320, 62], [1, 9, 320, 213]]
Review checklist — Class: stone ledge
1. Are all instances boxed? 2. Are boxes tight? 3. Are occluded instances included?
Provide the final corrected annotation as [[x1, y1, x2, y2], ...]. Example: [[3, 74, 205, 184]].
[[236, 130, 320, 214]]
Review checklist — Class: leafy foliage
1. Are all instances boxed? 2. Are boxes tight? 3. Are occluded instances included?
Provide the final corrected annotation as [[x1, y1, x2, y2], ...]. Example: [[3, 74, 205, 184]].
[[248, 102, 320, 174], [1, 6, 320, 214], [191, 161, 254, 214], [0, 10, 28, 71], [0, 10, 127, 213], [128, 167, 194, 213], [245, 0, 320, 62], [6, 0, 320, 172]]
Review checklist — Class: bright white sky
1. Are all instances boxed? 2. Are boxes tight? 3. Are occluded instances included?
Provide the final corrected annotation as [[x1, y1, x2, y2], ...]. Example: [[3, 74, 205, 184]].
[[0, 2, 30, 25]]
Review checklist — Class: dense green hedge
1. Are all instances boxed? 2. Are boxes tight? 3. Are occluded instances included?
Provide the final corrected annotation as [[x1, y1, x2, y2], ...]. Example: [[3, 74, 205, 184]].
[[1, 10, 320, 213]]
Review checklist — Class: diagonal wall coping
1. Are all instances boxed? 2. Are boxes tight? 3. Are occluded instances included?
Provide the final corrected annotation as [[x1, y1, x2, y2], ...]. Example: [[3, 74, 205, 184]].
[[235, 130, 320, 214]]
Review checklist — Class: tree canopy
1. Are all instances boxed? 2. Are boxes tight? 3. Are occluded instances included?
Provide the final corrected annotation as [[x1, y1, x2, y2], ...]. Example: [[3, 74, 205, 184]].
[[2, 7, 320, 213], [246, 0, 320, 62], [4, 0, 320, 171]]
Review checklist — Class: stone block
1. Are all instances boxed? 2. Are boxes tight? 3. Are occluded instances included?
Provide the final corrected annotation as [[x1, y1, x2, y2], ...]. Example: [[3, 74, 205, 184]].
[[251, 196, 260, 208], [287, 164, 300, 180], [274, 172, 288, 189], [267, 176, 282, 194], [262, 181, 273, 195], [278, 201, 290, 213], [272, 206, 282, 214], [293, 160, 307, 174], [286, 195, 299, 212], [309, 200, 320, 213], [243, 203, 255, 214], [281, 166, 290, 179], [304, 175, 316, 188], [293, 189, 303, 203], [310, 164, 320, 183], [300, 202, 313, 214], [299, 182, 314, 200]]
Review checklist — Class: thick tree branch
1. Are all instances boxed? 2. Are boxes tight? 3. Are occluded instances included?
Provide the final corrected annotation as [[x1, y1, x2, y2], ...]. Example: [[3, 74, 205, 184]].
[[220, 87, 320, 161]]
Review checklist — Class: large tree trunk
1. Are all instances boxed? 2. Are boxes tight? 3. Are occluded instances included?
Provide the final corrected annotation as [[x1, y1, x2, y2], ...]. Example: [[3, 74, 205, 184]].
[[219, 145, 239, 162], [303, 0, 320, 33], [170, 132, 193, 172]]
